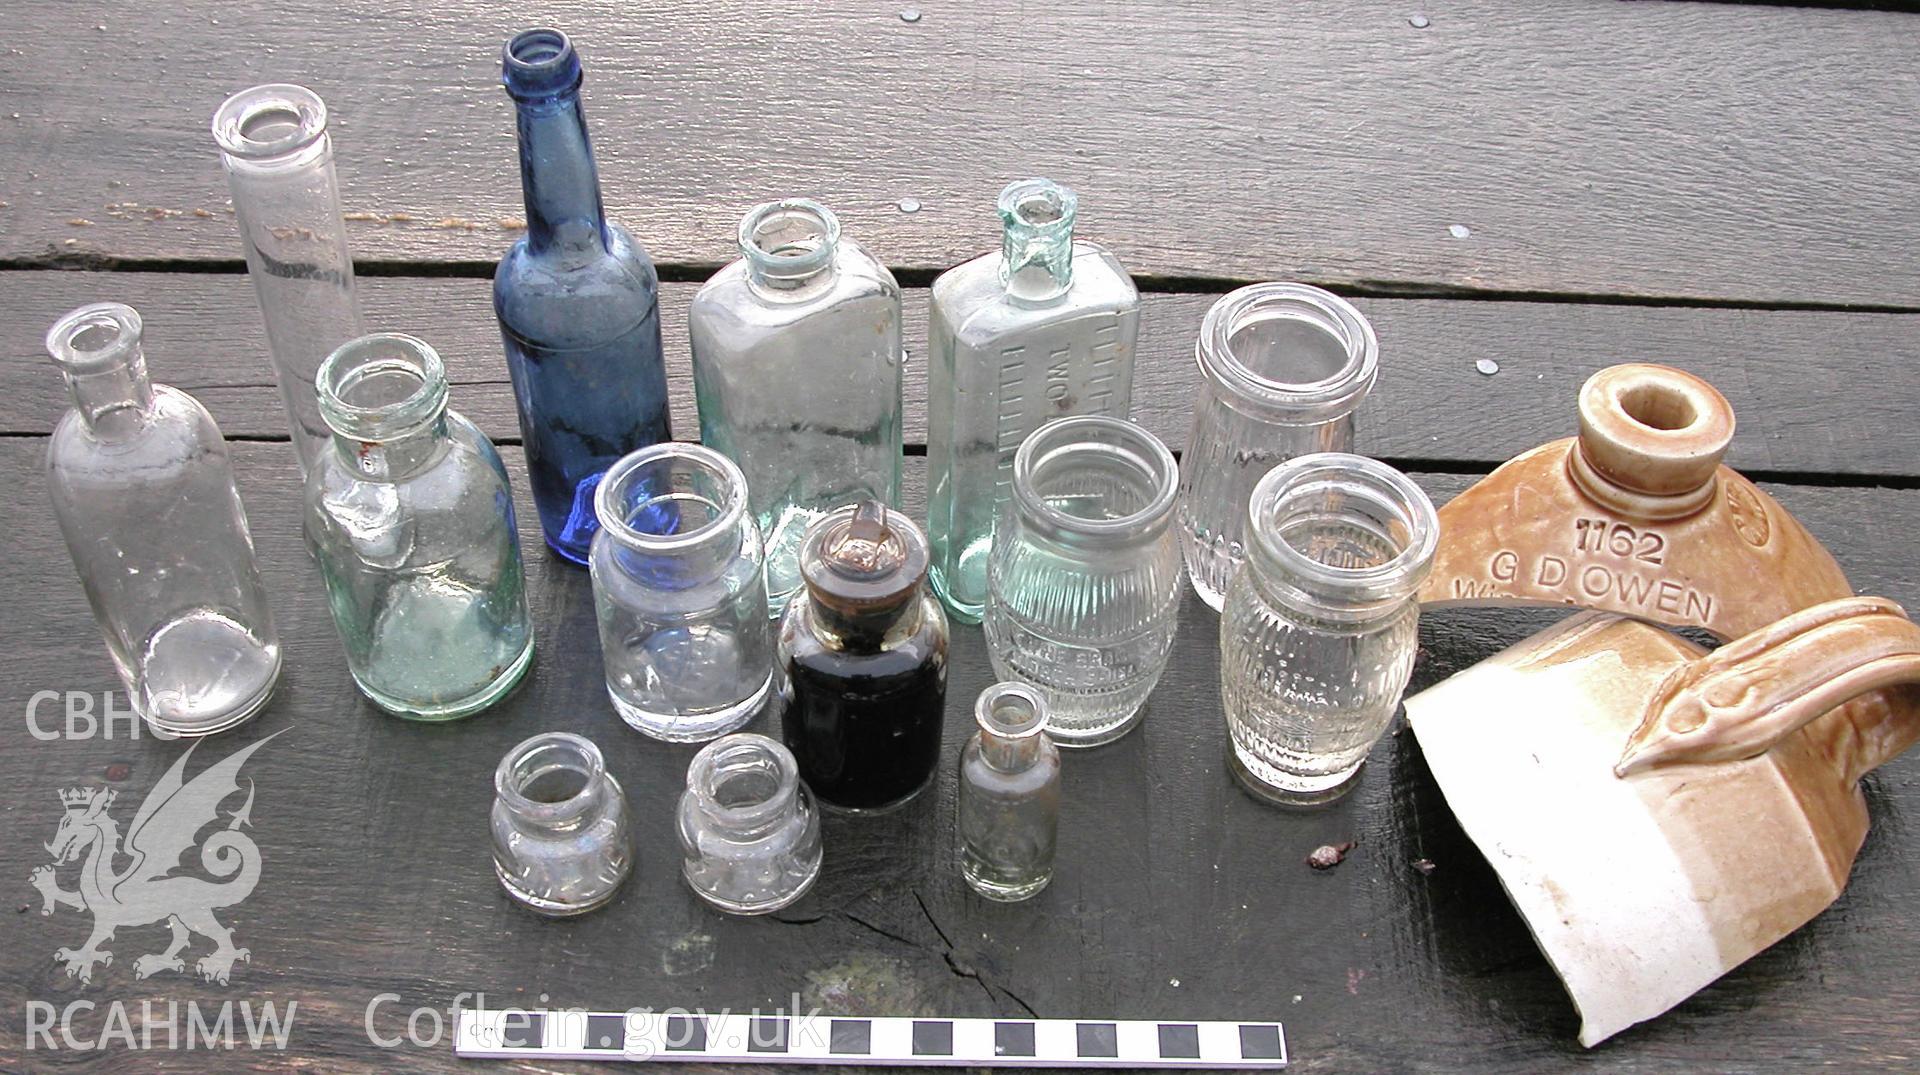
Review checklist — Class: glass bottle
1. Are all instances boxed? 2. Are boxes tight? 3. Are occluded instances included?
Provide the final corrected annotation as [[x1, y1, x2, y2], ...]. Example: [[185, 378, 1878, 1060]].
[[306, 333, 535, 719], [590, 443, 776, 741], [495, 28, 672, 564], [957, 683, 1061, 901], [212, 84, 367, 476], [690, 199, 904, 616], [925, 178, 1141, 623], [491, 732, 633, 916], [1178, 283, 1378, 611], [44, 303, 281, 736], [1221, 453, 1438, 805], [984, 416, 1183, 747], [678, 732, 823, 914], [778, 501, 949, 813]]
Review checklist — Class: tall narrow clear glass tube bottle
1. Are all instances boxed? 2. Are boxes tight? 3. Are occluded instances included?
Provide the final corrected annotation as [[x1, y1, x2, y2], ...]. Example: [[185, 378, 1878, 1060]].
[[690, 199, 904, 616], [212, 84, 366, 475], [45, 303, 281, 736], [925, 178, 1140, 623], [495, 28, 671, 565]]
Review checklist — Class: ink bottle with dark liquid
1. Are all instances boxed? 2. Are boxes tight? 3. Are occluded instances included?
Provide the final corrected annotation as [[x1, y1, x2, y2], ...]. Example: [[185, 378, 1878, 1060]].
[[778, 500, 949, 813]]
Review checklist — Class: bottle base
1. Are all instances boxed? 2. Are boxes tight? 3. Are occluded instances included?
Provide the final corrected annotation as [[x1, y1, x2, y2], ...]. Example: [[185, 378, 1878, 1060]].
[[494, 861, 627, 917], [135, 610, 283, 737], [963, 869, 1052, 902], [817, 776, 933, 816], [684, 858, 821, 916], [929, 565, 985, 625], [1188, 571, 1229, 613], [544, 536, 591, 567], [612, 674, 773, 743], [1229, 745, 1363, 807], [358, 638, 535, 721], [1046, 703, 1148, 749]]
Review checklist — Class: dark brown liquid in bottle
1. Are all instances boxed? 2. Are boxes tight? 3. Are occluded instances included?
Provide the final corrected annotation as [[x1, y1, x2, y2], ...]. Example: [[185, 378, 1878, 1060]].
[[782, 618, 947, 812]]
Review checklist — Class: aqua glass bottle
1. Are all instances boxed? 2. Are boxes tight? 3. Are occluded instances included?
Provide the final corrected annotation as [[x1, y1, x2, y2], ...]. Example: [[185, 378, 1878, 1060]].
[[495, 28, 671, 565], [306, 333, 534, 719], [690, 199, 904, 616], [925, 178, 1140, 623]]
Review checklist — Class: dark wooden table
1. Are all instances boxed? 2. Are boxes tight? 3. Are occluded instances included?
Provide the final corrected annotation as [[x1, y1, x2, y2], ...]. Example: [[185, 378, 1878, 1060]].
[[4, 2, 1919, 1071]]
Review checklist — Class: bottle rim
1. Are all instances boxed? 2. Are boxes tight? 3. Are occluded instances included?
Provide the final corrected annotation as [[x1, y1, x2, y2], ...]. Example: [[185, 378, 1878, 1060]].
[[1010, 415, 1179, 545], [1245, 452, 1438, 613], [315, 333, 450, 441], [997, 177, 1077, 234], [685, 733, 801, 830], [212, 84, 329, 162], [494, 732, 606, 824], [739, 199, 841, 281], [502, 27, 583, 99], [46, 302, 143, 374], [974, 682, 1049, 740], [594, 442, 750, 556], [1195, 283, 1378, 421]]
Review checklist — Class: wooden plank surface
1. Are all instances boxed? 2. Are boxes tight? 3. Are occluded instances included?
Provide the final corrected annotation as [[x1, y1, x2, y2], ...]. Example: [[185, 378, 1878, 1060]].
[[6, 270, 1918, 477], [4, 2, 1920, 306], [3, 443, 1918, 1072]]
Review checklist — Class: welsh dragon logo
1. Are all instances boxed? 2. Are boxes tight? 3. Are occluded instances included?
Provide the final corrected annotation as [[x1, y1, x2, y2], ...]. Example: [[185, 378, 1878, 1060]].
[[29, 735, 276, 984]]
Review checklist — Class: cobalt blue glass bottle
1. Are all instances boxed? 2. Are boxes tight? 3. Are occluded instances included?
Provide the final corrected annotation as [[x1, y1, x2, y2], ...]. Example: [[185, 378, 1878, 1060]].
[[495, 28, 671, 565]]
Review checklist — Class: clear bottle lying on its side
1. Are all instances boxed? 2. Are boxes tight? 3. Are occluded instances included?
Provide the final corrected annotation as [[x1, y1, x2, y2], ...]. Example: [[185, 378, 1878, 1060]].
[[690, 199, 904, 617], [44, 303, 281, 736], [1220, 453, 1437, 805], [958, 683, 1061, 901], [926, 178, 1140, 623]]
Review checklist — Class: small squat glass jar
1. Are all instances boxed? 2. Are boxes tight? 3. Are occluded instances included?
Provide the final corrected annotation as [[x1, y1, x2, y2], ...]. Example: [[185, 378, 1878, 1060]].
[[958, 683, 1061, 901], [491, 732, 633, 916], [984, 416, 1183, 747], [1177, 283, 1378, 610], [1220, 453, 1438, 805], [589, 443, 775, 741], [677, 733, 824, 914]]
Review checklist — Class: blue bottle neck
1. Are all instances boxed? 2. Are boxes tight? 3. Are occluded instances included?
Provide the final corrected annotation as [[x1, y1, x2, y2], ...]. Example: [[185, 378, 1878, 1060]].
[[514, 90, 609, 258]]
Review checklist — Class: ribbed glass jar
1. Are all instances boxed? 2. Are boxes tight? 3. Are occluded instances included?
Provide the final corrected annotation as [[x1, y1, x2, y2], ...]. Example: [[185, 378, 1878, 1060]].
[[1177, 284, 1378, 611], [984, 416, 1183, 747], [491, 732, 633, 916], [589, 443, 775, 742], [677, 733, 823, 914], [1220, 453, 1437, 805], [957, 683, 1061, 901]]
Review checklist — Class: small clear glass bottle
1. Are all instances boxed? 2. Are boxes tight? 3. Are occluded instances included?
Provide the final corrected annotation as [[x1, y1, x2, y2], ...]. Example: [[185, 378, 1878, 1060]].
[[779, 501, 949, 813], [1221, 453, 1438, 805], [491, 732, 633, 916], [958, 683, 1061, 901], [984, 416, 1183, 747], [44, 303, 281, 736], [926, 178, 1141, 623], [678, 732, 823, 914], [1178, 284, 1378, 610], [306, 333, 535, 719], [590, 443, 775, 741], [212, 84, 367, 476], [690, 199, 904, 615]]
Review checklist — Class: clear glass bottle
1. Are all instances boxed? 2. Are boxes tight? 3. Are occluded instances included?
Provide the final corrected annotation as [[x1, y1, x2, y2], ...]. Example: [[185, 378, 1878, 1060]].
[[1221, 453, 1438, 805], [44, 303, 281, 736], [491, 732, 633, 916], [984, 416, 1183, 747], [779, 501, 949, 813], [1177, 284, 1378, 611], [678, 732, 823, 914], [925, 178, 1141, 623], [590, 443, 776, 741], [690, 199, 904, 616], [958, 683, 1061, 901], [212, 84, 367, 476], [495, 28, 672, 564], [306, 333, 535, 719]]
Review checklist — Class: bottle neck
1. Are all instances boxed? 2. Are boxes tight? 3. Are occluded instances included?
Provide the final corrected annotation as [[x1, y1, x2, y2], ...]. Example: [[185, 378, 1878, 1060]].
[[997, 179, 1078, 302], [316, 333, 456, 482], [496, 733, 612, 836], [46, 303, 159, 441], [330, 414, 451, 482], [740, 200, 842, 297], [810, 594, 919, 654], [687, 735, 802, 841], [980, 728, 1045, 772], [515, 90, 608, 258]]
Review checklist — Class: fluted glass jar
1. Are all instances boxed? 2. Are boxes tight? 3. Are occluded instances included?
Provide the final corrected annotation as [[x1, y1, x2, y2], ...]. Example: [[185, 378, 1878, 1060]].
[[984, 416, 1182, 746], [590, 443, 775, 741], [691, 199, 904, 616], [678, 733, 823, 914], [926, 178, 1140, 623], [492, 733, 633, 916], [306, 334, 534, 719], [958, 683, 1061, 901], [212, 84, 367, 475], [1178, 284, 1378, 610], [44, 303, 281, 736], [1221, 453, 1437, 805]]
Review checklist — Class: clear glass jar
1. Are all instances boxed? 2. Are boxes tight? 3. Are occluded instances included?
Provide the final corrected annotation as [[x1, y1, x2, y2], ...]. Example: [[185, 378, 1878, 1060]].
[[1220, 453, 1437, 805], [779, 502, 949, 813], [677, 732, 823, 915], [958, 683, 1061, 901], [491, 732, 633, 916], [306, 333, 535, 719], [44, 303, 281, 736], [690, 198, 904, 616], [589, 442, 775, 741], [1177, 284, 1378, 610], [926, 178, 1141, 623], [984, 416, 1183, 747], [212, 84, 367, 476]]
